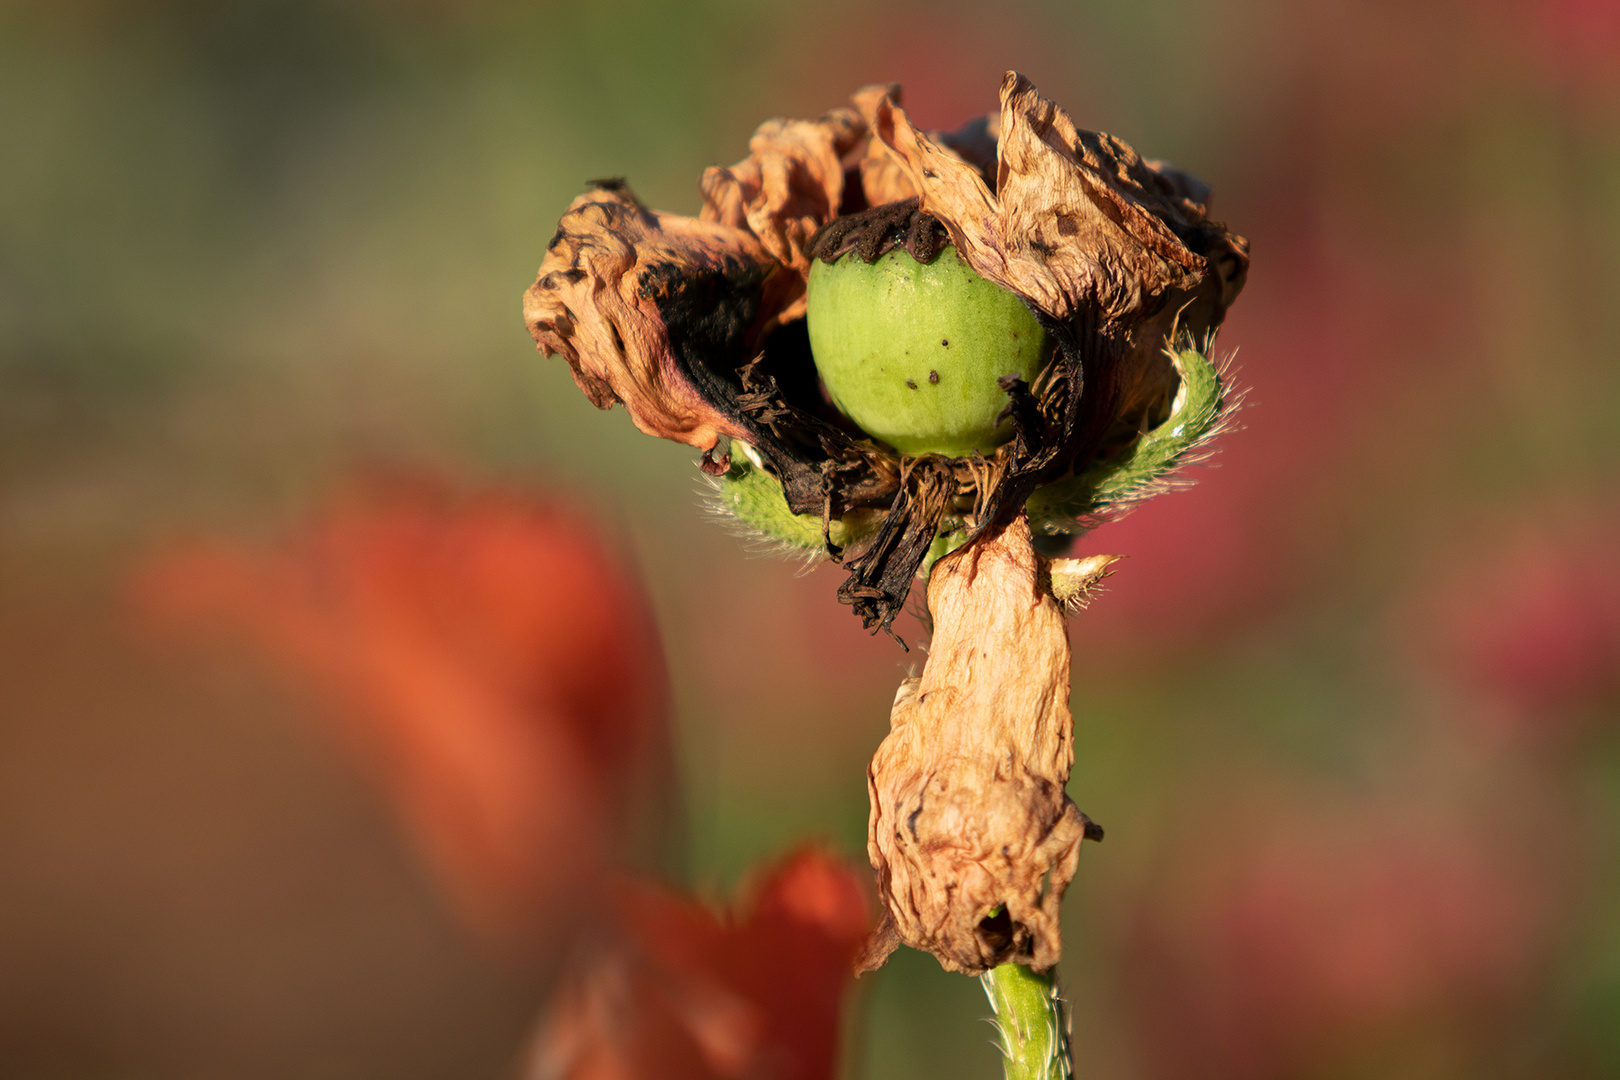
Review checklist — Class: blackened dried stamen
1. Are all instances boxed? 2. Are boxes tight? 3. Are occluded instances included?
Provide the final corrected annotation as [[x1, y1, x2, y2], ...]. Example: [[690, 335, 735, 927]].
[[808, 198, 948, 266], [837, 459, 956, 640], [906, 209, 945, 264], [995, 375, 1046, 453]]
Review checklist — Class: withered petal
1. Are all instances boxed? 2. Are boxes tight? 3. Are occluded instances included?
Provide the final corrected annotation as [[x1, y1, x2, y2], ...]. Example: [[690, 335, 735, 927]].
[[859, 110, 999, 209], [700, 85, 899, 285], [874, 71, 1248, 330], [525, 182, 797, 457], [865, 513, 1092, 974]]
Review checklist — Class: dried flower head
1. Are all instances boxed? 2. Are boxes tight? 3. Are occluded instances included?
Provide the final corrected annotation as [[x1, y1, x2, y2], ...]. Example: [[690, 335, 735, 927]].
[[526, 72, 1246, 635]]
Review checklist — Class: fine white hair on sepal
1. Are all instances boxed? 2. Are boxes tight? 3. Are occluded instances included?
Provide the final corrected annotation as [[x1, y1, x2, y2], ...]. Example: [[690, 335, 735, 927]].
[[1025, 330, 1242, 538], [695, 472, 826, 569]]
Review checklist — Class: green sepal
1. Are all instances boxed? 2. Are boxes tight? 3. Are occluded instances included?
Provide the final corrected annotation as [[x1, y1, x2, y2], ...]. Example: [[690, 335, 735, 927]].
[[707, 446, 874, 554], [1026, 343, 1228, 535]]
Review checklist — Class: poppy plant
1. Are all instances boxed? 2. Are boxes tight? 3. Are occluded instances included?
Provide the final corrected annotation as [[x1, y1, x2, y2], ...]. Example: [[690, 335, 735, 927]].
[[525, 67, 1247, 1027]]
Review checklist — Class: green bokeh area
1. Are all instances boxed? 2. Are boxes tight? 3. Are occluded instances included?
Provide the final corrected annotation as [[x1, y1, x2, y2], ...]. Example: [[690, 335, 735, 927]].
[[4, 2, 1620, 1079]]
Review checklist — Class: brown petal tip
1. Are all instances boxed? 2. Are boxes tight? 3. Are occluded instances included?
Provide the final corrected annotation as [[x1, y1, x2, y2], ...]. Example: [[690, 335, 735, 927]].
[[524, 185, 790, 454]]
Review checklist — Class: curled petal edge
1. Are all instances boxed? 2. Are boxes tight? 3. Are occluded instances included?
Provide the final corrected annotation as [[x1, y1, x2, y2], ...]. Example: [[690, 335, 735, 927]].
[[701, 84, 900, 283], [525, 182, 796, 459], [873, 71, 1248, 334]]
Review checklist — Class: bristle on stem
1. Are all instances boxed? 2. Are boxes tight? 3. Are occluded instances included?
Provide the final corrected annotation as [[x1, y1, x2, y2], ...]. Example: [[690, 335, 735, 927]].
[[982, 960, 1073, 1080]]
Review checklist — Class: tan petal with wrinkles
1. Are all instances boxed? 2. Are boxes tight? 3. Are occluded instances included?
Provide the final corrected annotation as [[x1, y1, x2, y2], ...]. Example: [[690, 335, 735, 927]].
[[700, 84, 898, 280], [525, 184, 789, 456], [865, 514, 1095, 974], [858, 137, 921, 208], [875, 71, 1244, 328], [859, 112, 1000, 209]]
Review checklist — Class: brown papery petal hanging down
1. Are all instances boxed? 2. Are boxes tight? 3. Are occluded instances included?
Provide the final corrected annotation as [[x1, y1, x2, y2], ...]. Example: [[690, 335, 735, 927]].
[[861, 513, 1110, 975]]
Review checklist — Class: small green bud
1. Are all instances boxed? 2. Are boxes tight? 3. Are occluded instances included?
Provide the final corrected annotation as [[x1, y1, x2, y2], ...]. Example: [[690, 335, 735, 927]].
[[807, 245, 1052, 458]]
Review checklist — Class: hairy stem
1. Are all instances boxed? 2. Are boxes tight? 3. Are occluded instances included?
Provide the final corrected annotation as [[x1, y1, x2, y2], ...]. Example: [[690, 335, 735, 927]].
[[983, 961, 1072, 1080]]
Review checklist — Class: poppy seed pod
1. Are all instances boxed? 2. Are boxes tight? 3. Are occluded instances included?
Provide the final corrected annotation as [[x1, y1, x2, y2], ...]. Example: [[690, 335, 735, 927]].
[[525, 72, 1247, 977]]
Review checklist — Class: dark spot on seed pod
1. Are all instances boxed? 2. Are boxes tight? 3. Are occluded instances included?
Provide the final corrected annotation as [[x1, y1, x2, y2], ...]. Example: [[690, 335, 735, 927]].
[[941, 338, 950, 347], [907, 379, 918, 389], [928, 370, 939, 383]]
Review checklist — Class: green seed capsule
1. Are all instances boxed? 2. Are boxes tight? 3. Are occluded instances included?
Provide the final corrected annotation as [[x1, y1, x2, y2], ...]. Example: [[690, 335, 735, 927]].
[[806, 244, 1052, 458]]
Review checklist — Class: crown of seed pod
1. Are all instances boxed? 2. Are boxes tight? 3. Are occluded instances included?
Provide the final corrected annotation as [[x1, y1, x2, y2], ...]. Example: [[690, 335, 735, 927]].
[[526, 72, 1248, 978]]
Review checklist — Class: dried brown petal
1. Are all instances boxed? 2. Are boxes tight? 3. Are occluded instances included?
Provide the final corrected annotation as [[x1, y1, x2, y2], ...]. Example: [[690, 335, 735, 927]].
[[873, 72, 1248, 329], [700, 84, 898, 283], [856, 137, 921, 209], [858, 111, 999, 209], [525, 182, 794, 458], [864, 513, 1095, 974]]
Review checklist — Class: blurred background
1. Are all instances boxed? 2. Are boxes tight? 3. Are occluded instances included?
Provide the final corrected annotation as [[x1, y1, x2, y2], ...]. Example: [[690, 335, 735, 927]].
[[3, 0, 1619, 1077]]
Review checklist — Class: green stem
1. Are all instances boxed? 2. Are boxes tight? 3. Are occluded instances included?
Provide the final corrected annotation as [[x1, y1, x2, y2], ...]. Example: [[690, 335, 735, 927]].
[[981, 962, 1072, 1080]]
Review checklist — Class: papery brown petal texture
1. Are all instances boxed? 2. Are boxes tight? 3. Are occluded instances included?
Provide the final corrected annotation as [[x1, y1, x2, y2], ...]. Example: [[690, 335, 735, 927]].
[[873, 72, 1248, 332], [526, 183, 796, 457], [700, 85, 897, 280], [864, 513, 1090, 974], [858, 111, 1000, 210]]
